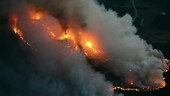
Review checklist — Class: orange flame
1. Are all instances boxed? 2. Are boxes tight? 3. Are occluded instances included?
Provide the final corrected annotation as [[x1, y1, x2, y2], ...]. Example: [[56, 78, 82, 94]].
[[86, 41, 93, 48], [112, 87, 140, 91], [162, 59, 170, 72], [78, 32, 109, 63], [10, 15, 32, 47], [85, 41, 97, 52], [59, 33, 70, 40], [57, 29, 75, 42], [112, 75, 167, 91], [113, 82, 166, 91], [30, 11, 44, 20], [81, 33, 101, 54]]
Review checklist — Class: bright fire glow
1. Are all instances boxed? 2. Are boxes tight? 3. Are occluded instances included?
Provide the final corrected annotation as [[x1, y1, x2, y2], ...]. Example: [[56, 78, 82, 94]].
[[11, 15, 32, 47], [57, 30, 75, 42], [113, 81, 166, 91], [9, 9, 170, 92], [60, 33, 70, 40], [79, 32, 109, 62], [113, 87, 140, 91], [86, 41, 93, 48], [30, 12, 43, 20], [84, 40, 99, 54], [80, 33, 101, 54]]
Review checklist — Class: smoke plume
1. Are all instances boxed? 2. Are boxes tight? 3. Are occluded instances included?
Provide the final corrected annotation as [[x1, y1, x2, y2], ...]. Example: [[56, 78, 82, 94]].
[[0, 0, 169, 96]]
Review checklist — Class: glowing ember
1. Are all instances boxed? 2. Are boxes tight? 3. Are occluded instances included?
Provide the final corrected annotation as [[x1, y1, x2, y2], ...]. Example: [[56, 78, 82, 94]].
[[162, 81, 166, 87], [30, 12, 43, 20], [86, 41, 93, 48], [129, 79, 134, 85], [84, 41, 100, 53], [50, 32, 57, 38], [113, 81, 166, 91], [60, 33, 70, 40], [130, 82, 134, 85], [163, 67, 169, 73], [113, 87, 139, 91], [162, 59, 170, 72]]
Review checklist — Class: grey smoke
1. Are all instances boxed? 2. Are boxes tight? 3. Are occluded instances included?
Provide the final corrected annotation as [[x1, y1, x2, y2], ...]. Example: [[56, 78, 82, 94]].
[[79, 0, 167, 88], [0, 0, 169, 96], [11, 7, 114, 96], [25, 0, 168, 88]]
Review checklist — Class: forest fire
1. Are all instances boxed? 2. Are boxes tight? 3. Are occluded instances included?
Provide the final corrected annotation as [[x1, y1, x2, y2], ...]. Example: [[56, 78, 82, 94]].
[[113, 83, 166, 91], [9, 7, 170, 94], [58, 32, 74, 41], [10, 11, 108, 60], [60, 34, 70, 40], [2, 0, 170, 95], [112, 79, 166, 91], [10, 15, 32, 47]]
